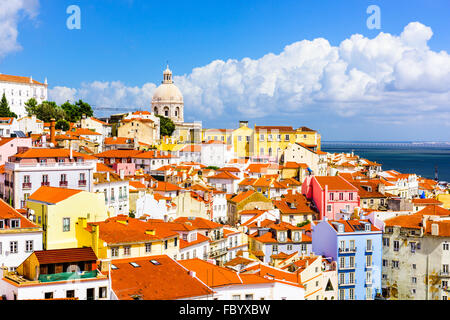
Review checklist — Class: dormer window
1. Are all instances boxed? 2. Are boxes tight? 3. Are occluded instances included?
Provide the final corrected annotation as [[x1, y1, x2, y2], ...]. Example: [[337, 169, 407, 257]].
[[338, 224, 344, 233], [364, 223, 371, 231], [10, 219, 20, 229], [0, 220, 4, 229], [279, 231, 286, 242], [293, 232, 300, 242]]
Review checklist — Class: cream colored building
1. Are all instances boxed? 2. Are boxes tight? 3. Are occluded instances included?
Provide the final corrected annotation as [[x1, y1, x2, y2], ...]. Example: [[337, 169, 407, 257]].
[[282, 142, 327, 179]]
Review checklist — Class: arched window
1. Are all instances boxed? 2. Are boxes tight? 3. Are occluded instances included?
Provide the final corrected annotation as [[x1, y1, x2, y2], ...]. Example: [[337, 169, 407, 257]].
[[175, 107, 180, 117], [164, 106, 169, 117], [154, 107, 158, 115]]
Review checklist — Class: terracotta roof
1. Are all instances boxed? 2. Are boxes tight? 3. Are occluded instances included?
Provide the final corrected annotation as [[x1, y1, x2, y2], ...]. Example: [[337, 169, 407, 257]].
[[207, 171, 239, 180], [314, 176, 358, 191], [28, 186, 82, 204], [104, 137, 133, 145], [129, 181, 147, 189], [96, 162, 115, 173], [180, 233, 210, 249], [70, 128, 102, 136], [34, 247, 97, 265], [180, 144, 201, 152], [87, 216, 178, 244], [95, 149, 142, 158], [173, 217, 222, 230], [132, 150, 174, 159], [218, 167, 241, 173], [109, 255, 213, 300], [180, 259, 274, 288], [328, 219, 380, 233], [13, 148, 97, 160], [0, 199, 38, 229], [90, 117, 110, 125], [412, 198, 443, 205], [0, 74, 45, 85], [255, 126, 295, 132], [274, 195, 315, 214], [153, 181, 181, 192], [282, 162, 309, 169], [229, 190, 256, 203]]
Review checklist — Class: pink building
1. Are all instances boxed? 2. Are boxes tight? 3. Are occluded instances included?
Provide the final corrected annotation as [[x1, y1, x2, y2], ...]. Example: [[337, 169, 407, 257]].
[[112, 162, 136, 176], [302, 175, 359, 220], [0, 137, 32, 165]]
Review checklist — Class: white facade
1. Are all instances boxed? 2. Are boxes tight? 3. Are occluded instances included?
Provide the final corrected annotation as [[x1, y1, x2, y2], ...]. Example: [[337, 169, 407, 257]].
[[0, 277, 109, 300], [0, 231, 43, 271], [201, 142, 233, 168], [4, 159, 97, 209], [135, 193, 176, 221], [0, 75, 48, 119], [94, 180, 129, 217], [212, 192, 228, 224], [16, 116, 44, 135], [0, 118, 19, 137], [206, 282, 305, 300]]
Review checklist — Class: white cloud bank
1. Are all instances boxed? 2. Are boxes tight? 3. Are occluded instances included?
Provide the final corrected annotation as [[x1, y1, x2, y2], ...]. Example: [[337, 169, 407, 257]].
[[0, 0, 39, 59], [50, 22, 450, 125]]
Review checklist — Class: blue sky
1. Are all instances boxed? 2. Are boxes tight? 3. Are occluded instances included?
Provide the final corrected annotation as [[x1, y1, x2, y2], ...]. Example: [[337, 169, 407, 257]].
[[1, 0, 450, 141]]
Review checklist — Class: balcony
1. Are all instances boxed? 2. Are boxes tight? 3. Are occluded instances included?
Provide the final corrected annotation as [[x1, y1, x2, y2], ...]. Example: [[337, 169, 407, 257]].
[[59, 181, 68, 187], [41, 181, 50, 187], [366, 245, 374, 253], [339, 247, 357, 254], [366, 278, 373, 285], [339, 280, 356, 287], [439, 271, 450, 278], [340, 263, 357, 270], [22, 182, 32, 190], [209, 248, 227, 258], [78, 180, 87, 187]]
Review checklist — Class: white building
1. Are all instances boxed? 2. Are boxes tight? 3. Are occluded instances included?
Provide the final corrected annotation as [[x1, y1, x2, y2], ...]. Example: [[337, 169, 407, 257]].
[[16, 115, 44, 135], [0, 199, 43, 271], [0, 117, 19, 137], [3, 148, 97, 209], [201, 141, 233, 168], [0, 74, 48, 119], [93, 172, 129, 217]]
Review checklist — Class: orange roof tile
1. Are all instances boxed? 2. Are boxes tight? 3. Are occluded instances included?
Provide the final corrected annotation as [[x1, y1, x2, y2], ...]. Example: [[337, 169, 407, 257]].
[[28, 186, 82, 204]]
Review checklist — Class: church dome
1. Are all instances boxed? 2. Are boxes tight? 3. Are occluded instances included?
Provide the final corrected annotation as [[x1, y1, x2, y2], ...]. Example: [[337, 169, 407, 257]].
[[152, 66, 183, 103]]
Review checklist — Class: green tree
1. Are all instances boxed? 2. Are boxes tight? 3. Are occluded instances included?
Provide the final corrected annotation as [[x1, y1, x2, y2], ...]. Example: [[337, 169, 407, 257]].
[[27, 101, 66, 122], [24, 98, 38, 116], [0, 93, 17, 118], [157, 115, 175, 137], [297, 220, 310, 228], [55, 119, 70, 131], [60, 101, 79, 122], [75, 99, 94, 118]]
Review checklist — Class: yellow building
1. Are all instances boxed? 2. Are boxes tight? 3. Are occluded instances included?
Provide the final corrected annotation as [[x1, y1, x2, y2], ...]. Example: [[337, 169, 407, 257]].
[[231, 121, 254, 158], [26, 186, 109, 250], [437, 194, 450, 209], [117, 118, 158, 146], [253, 126, 296, 161], [75, 215, 180, 261], [295, 127, 321, 151], [202, 128, 233, 144]]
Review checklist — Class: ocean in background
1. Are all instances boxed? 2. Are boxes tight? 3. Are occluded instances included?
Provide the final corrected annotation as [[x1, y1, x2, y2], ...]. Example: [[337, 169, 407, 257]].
[[321, 142, 450, 183]]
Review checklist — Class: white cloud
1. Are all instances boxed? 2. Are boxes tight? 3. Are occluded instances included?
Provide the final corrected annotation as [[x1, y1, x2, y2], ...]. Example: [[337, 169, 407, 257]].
[[49, 22, 450, 126], [0, 0, 39, 59]]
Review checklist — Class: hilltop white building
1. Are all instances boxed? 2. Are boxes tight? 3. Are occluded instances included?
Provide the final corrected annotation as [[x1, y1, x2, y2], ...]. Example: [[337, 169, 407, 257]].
[[0, 74, 48, 119]]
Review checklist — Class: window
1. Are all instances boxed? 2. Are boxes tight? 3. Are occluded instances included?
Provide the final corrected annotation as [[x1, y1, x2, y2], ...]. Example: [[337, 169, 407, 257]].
[[339, 273, 345, 285], [45, 292, 53, 299], [259, 134, 265, 142], [339, 193, 344, 201], [329, 193, 334, 201], [287, 244, 293, 250], [272, 244, 278, 253], [339, 289, 345, 300], [349, 288, 354, 300], [349, 240, 355, 250], [366, 255, 372, 267], [232, 295, 241, 300], [25, 240, 33, 252], [123, 246, 131, 256], [349, 256, 355, 268], [66, 290, 75, 298], [393, 240, 399, 252], [285, 134, 290, 141], [0, 220, 4, 229], [412, 277, 417, 284], [245, 294, 253, 300], [145, 243, 152, 253], [164, 240, 168, 250], [392, 260, 399, 268], [10, 219, 20, 229], [349, 193, 353, 201], [443, 264, 449, 274], [99, 287, 107, 299], [111, 247, 119, 257], [349, 272, 355, 284], [366, 271, 372, 284], [339, 256, 345, 268], [411, 242, 416, 253], [327, 205, 332, 212], [366, 287, 372, 300], [10, 241, 18, 254], [366, 239, 372, 251], [383, 237, 390, 247], [444, 243, 449, 251], [63, 218, 70, 232]]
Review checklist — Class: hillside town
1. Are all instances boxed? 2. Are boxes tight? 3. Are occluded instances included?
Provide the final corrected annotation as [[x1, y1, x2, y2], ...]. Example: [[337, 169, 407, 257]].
[[0, 69, 449, 301]]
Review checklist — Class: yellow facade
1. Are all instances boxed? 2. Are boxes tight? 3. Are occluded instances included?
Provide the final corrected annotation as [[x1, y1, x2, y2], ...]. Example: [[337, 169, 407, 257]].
[[437, 194, 450, 209], [231, 123, 254, 158], [118, 119, 157, 146], [75, 217, 180, 260], [27, 192, 109, 250], [202, 129, 232, 144], [295, 128, 321, 150], [253, 127, 296, 160]]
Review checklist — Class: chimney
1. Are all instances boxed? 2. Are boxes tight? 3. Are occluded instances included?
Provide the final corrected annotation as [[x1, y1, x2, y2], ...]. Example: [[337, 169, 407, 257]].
[[50, 118, 56, 146], [189, 271, 197, 278], [239, 120, 248, 128], [69, 142, 73, 160], [257, 220, 261, 227]]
